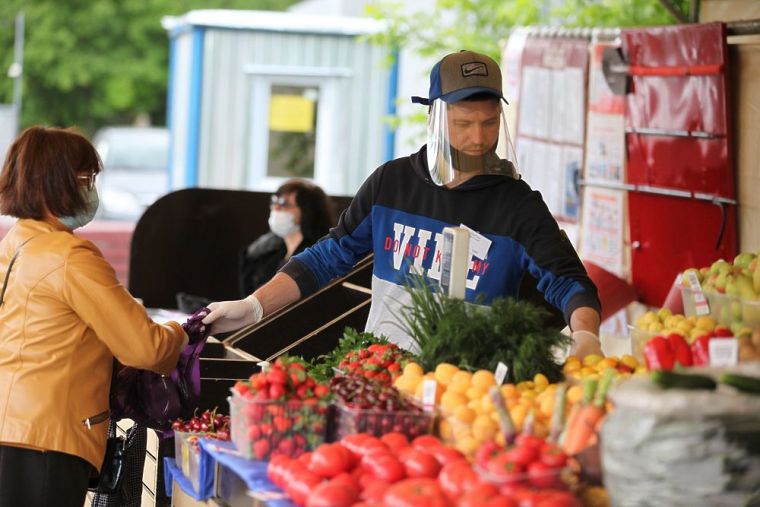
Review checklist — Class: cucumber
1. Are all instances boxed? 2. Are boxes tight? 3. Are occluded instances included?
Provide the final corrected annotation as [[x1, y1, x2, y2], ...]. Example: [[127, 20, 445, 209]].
[[651, 370, 717, 391], [719, 373, 760, 394]]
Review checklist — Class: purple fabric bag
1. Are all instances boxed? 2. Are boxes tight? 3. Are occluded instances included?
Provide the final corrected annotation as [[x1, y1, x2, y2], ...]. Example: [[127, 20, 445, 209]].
[[110, 308, 209, 434]]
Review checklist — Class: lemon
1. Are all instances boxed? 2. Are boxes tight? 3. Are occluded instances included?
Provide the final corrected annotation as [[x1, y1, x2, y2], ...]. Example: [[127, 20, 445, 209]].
[[434, 363, 459, 386], [453, 405, 477, 424], [403, 362, 424, 378], [471, 370, 497, 390], [465, 386, 486, 401], [582, 354, 604, 367], [447, 370, 472, 394], [471, 415, 498, 442], [567, 385, 584, 404], [695, 316, 716, 332], [533, 373, 549, 389], [438, 419, 453, 441], [620, 354, 639, 370], [440, 390, 468, 414], [455, 435, 479, 456]]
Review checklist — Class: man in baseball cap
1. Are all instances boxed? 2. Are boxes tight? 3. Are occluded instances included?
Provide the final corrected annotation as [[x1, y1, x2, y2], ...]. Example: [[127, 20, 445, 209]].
[[203, 49, 603, 361], [412, 50, 519, 187]]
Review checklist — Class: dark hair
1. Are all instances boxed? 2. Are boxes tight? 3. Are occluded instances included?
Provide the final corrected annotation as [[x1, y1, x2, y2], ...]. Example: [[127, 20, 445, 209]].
[[0, 126, 102, 219], [275, 179, 335, 245]]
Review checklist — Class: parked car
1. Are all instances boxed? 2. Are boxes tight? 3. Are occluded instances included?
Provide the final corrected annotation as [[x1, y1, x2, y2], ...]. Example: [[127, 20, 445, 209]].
[[94, 126, 169, 221]]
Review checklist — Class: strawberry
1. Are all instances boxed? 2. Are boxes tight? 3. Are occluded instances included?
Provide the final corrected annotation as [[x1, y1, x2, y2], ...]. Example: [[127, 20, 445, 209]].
[[253, 438, 270, 460]]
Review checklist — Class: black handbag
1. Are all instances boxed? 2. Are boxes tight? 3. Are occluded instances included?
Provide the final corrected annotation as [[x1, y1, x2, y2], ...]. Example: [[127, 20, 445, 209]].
[[88, 434, 126, 494]]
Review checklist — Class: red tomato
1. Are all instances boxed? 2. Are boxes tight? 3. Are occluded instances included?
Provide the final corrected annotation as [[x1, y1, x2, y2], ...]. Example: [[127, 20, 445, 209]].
[[286, 469, 322, 506], [475, 441, 502, 468], [402, 449, 441, 478], [306, 480, 359, 507], [365, 453, 406, 483], [534, 490, 582, 507], [539, 443, 568, 469], [411, 435, 443, 452], [310, 443, 351, 478], [504, 444, 540, 468], [381, 432, 410, 452], [360, 478, 391, 502], [486, 454, 525, 485], [383, 478, 451, 507], [515, 434, 545, 450], [457, 482, 500, 507], [482, 496, 519, 507], [527, 461, 563, 489], [428, 445, 467, 467], [437, 461, 475, 498], [330, 472, 359, 491]]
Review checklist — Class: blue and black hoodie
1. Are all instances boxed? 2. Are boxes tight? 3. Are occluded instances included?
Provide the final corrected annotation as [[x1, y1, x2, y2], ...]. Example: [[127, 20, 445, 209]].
[[281, 146, 601, 349]]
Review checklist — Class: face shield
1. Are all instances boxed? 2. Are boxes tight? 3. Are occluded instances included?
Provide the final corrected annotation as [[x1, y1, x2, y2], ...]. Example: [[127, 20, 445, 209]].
[[427, 97, 519, 187]]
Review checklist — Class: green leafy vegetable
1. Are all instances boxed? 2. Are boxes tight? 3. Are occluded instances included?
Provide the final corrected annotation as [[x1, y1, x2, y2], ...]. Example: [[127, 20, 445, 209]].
[[399, 276, 569, 383]]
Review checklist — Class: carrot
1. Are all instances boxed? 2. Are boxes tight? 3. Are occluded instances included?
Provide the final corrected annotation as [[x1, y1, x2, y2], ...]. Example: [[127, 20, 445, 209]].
[[562, 369, 615, 455], [559, 378, 597, 448]]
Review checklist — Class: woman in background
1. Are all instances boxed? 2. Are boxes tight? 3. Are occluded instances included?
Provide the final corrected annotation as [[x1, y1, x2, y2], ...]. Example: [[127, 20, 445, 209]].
[[0, 126, 189, 507], [239, 179, 336, 296]]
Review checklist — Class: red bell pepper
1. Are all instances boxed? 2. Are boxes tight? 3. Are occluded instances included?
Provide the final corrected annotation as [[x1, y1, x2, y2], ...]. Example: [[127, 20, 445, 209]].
[[666, 333, 693, 367], [644, 336, 676, 371], [691, 335, 712, 366]]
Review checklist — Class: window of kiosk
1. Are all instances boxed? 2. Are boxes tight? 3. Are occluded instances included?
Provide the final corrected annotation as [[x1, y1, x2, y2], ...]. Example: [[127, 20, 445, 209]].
[[248, 77, 332, 191]]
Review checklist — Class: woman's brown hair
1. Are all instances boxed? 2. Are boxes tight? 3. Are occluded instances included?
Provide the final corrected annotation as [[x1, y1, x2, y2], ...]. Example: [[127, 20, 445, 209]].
[[275, 179, 336, 246], [0, 126, 102, 219]]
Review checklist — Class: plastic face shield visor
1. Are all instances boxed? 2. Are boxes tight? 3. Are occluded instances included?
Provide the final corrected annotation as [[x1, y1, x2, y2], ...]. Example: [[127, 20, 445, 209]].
[[426, 98, 519, 187]]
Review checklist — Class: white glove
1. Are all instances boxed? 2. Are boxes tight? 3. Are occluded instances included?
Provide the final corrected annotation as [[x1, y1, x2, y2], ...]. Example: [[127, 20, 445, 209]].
[[201, 295, 263, 334], [569, 330, 603, 360]]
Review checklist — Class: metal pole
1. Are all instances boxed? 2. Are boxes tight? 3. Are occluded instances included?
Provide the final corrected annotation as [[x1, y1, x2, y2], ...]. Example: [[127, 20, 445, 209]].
[[11, 11, 25, 132]]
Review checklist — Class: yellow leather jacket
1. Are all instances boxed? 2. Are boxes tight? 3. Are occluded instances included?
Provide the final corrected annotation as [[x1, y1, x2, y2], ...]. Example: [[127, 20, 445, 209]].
[[0, 219, 186, 471]]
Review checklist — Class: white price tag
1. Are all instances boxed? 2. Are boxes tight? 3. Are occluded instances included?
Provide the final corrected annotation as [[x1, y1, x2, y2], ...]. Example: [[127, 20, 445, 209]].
[[422, 379, 438, 411], [685, 271, 711, 316], [709, 338, 738, 367], [494, 362, 509, 385], [460, 223, 492, 260]]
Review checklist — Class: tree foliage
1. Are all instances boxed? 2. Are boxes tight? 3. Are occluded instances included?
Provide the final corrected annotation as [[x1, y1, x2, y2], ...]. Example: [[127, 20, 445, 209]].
[[0, 0, 298, 135], [366, 0, 690, 63]]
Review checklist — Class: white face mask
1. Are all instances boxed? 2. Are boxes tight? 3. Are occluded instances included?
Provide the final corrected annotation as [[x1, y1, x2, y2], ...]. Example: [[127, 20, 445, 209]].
[[268, 210, 300, 238], [59, 186, 99, 230]]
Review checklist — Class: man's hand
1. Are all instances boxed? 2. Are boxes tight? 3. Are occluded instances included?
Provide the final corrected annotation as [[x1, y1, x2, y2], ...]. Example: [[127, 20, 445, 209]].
[[202, 295, 263, 334], [569, 330, 603, 360]]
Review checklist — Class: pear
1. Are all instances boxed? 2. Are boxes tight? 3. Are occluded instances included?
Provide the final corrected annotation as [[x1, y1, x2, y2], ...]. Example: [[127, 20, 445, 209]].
[[710, 259, 731, 275], [733, 252, 756, 270], [714, 272, 728, 293], [754, 261, 760, 293], [735, 274, 757, 300]]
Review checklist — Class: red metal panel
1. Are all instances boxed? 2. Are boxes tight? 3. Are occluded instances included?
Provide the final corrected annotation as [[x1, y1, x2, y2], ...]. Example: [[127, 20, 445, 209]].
[[629, 193, 736, 305], [623, 22, 737, 306]]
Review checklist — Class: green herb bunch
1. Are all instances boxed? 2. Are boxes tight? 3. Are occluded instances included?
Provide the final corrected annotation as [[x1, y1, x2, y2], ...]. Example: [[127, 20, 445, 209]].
[[399, 277, 570, 383]]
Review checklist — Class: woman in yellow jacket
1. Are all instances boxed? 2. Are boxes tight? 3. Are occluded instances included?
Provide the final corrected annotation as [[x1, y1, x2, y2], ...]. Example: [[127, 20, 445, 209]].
[[0, 126, 189, 506]]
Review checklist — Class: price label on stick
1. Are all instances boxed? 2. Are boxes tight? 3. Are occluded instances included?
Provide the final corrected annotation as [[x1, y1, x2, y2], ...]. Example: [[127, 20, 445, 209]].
[[422, 379, 437, 412], [709, 338, 738, 367], [685, 271, 710, 316], [494, 362, 508, 385]]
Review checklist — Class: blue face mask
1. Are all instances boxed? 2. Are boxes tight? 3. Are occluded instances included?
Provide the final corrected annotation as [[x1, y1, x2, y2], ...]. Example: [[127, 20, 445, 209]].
[[59, 186, 99, 230]]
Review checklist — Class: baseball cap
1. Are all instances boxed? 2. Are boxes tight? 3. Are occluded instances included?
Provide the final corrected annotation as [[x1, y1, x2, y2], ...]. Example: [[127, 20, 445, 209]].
[[412, 50, 506, 106]]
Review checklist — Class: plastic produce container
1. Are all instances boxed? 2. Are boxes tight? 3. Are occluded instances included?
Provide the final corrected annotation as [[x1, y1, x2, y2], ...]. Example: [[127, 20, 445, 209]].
[[173, 431, 209, 493], [681, 286, 760, 329], [628, 325, 654, 364], [229, 391, 329, 460], [332, 402, 435, 441]]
